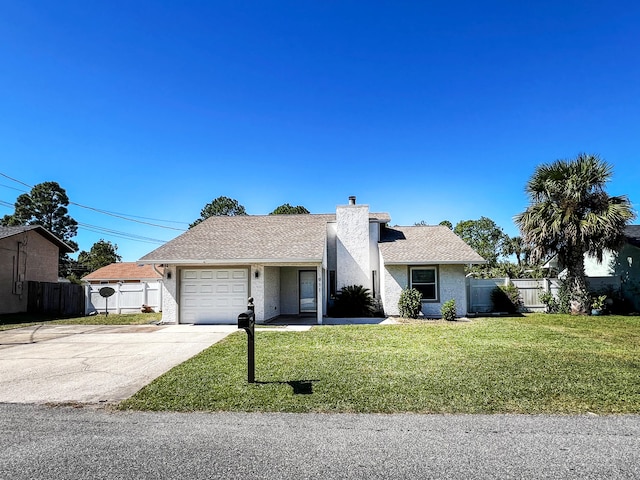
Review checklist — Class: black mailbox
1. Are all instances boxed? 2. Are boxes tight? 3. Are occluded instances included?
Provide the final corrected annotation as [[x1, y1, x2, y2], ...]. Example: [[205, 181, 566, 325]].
[[238, 297, 256, 383], [238, 310, 255, 329]]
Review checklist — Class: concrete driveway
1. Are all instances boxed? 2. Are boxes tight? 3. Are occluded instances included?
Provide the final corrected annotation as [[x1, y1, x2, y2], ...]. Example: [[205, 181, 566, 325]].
[[0, 324, 237, 404]]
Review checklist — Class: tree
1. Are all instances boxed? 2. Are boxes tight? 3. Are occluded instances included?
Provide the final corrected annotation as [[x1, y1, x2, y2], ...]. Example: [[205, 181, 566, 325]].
[[439, 220, 453, 229], [77, 239, 122, 274], [270, 203, 310, 215], [190, 196, 246, 228], [1, 181, 78, 277], [453, 217, 506, 267], [514, 154, 635, 314], [501, 236, 529, 266]]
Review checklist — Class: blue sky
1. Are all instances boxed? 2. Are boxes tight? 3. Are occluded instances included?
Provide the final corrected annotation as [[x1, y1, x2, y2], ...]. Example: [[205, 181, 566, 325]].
[[1, 1, 638, 261]]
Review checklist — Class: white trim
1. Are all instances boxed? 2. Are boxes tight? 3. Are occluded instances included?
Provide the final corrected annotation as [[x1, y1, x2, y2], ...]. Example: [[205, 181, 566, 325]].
[[410, 266, 439, 302]]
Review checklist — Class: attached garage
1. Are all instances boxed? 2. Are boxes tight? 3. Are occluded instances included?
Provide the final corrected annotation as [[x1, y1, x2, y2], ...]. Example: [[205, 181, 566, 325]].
[[180, 268, 249, 324]]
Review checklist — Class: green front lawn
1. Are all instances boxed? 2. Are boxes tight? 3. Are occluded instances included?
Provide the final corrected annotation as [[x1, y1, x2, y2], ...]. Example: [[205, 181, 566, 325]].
[[0, 312, 162, 330], [119, 314, 640, 414]]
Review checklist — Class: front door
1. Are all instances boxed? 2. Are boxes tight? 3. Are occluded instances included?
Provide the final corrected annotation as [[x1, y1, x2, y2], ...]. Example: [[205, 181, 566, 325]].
[[299, 270, 317, 313]]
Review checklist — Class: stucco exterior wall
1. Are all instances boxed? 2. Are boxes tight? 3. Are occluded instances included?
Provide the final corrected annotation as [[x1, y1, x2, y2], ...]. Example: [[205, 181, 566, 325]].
[[160, 265, 178, 323], [24, 232, 59, 282], [0, 231, 60, 315], [263, 266, 280, 321], [326, 222, 337, 272], [336, 204, 371, 289], [250, 264, 264, 322], [381, 263, 468, 317], [381, 264, 406, 316], [280, 267, 299, 315]]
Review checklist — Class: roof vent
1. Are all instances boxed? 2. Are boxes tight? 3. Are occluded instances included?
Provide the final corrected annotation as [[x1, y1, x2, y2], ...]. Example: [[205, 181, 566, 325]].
[[348, 196, 356, 205]]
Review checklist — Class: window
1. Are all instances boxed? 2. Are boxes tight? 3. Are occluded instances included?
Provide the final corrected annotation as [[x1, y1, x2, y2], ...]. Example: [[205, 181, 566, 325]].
[[410, 267, 438, 301]]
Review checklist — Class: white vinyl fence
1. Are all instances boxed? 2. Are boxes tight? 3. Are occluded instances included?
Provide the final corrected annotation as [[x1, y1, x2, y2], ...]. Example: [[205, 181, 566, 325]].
[[85, 282, 162, 315]]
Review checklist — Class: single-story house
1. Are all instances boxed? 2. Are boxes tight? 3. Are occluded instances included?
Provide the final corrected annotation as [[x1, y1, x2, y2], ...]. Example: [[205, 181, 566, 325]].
[[83, 262, 163, 314], [0, 225, 73, 314], [138, 197, 485, 324]]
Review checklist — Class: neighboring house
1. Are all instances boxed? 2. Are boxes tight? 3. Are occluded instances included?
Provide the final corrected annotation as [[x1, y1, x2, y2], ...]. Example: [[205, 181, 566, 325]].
[[583, 225, 640, 311], [138, 197, 485, 324], [0, 225, 73, 315], [83, 262, 163, 314]]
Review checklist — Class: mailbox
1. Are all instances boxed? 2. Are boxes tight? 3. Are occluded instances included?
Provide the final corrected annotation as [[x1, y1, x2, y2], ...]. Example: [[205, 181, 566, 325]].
[[238, 310, 255, 329], [238, 298, 256, 383]]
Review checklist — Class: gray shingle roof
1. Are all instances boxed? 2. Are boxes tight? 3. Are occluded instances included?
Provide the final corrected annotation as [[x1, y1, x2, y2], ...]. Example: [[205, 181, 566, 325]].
[[625, 225, 640, 248], [139, 214, 336, 264], [0, 225, 73, 253], [379, 225, 486, 264]]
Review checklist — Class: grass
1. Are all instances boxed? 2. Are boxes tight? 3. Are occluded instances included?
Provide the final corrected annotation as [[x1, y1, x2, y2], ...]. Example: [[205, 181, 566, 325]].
[[0, 312, 162, 330], [119, 314, 640, 414]]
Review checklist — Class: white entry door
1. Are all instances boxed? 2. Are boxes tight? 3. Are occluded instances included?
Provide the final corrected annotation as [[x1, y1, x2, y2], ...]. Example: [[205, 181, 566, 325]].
[[180, 268, 248, 324], [299, 270, 317, 313]]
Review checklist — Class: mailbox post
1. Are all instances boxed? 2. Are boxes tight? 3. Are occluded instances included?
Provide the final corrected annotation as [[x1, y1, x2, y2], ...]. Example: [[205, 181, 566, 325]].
[[237, 297, 255, 383]]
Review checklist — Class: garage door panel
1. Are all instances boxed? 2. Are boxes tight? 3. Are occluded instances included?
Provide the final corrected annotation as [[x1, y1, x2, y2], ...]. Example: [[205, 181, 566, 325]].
[[181, 268, 248, 324]]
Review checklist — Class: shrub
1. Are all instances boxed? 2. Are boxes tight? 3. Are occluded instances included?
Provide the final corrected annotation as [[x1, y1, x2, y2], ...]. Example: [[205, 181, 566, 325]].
[[441, 299, 456, 321], [332, 285, 376, 317], [491, 284, 523, 313], [539, 282, 570, 314], [398, 288, 423, 318]]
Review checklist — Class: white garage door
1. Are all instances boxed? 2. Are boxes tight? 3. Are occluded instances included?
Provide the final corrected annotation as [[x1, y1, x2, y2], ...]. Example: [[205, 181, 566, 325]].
[[180, 268, 249, 324]]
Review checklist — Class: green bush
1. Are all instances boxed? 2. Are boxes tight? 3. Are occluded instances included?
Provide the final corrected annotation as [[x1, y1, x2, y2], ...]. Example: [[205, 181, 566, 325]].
[[398, 288, 423, 318], [331, 285, 376, 317], [539, 282, 570, 314], [441, 299, 456, 321], [491, 284, 523, 313]]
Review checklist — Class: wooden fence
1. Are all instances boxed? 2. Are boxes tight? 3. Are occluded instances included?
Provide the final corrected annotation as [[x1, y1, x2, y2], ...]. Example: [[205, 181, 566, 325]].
[[467, 276, 620, 313], [27, 281, 85, 316]]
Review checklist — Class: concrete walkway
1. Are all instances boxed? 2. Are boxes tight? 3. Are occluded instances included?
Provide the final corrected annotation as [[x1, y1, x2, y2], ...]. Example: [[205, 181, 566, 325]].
[[0, 324, 238, 404]]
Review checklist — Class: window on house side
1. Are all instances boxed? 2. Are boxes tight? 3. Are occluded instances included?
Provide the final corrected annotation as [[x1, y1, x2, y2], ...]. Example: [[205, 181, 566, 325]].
[[410, 267, 438, 301]]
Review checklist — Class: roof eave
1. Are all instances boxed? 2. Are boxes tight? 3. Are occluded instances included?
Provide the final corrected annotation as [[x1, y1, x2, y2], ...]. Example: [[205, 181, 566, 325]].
[[383, 259, 487, 265], [138, 257, 324, 265]]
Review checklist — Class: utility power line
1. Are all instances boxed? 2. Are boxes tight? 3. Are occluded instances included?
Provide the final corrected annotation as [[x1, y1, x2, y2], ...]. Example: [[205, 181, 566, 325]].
[[0, 172, 189, 230]]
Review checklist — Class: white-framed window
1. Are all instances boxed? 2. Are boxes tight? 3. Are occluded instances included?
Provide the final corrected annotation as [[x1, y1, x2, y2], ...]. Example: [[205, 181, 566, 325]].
[[410, 267, 438, 302]]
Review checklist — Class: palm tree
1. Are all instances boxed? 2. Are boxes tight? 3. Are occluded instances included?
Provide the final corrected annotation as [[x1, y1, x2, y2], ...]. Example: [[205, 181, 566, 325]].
[[515, 154, 635, 314], [501, 235, 527, 266]]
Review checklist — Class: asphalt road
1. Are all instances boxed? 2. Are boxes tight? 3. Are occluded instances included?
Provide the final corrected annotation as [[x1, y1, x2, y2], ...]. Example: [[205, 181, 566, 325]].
[[1, 404, 638, 479]]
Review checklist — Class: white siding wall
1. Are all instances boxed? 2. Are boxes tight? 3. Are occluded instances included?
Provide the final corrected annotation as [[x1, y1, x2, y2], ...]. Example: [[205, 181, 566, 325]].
[[336, 204, 371, 289], [382, 264, 468, 317]]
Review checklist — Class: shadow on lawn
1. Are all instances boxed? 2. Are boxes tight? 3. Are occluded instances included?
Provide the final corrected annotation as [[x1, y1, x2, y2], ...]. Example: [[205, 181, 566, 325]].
[[255, 380, 319, 395]]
